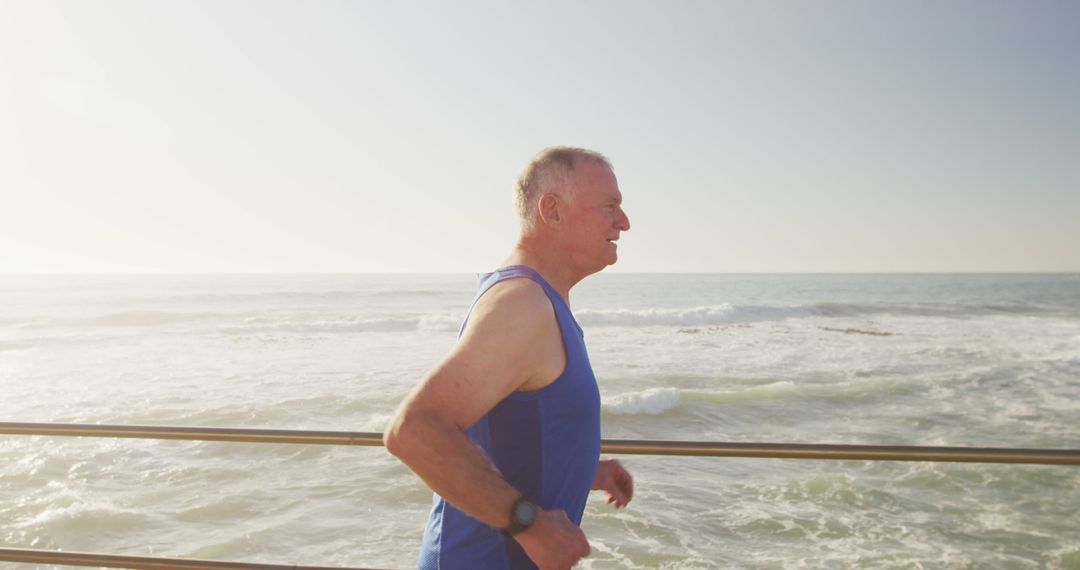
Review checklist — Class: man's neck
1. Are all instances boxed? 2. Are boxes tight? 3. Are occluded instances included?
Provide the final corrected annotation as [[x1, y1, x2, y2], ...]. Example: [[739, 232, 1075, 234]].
[[501, 241, 584, 305]]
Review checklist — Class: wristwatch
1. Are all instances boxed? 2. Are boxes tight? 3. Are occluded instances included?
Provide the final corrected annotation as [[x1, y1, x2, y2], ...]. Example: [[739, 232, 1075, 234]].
[[502, 495, 539, 535]]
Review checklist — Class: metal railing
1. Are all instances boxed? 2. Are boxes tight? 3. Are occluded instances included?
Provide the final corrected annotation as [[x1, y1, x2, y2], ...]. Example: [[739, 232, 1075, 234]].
[[3, 421, 1079, 570], [0, 547, 388, 570], [3, 422, 1079, 465]]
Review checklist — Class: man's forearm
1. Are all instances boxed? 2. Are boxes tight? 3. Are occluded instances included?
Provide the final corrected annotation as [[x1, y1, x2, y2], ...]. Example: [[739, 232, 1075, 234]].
[[385, 413, 519, 528]]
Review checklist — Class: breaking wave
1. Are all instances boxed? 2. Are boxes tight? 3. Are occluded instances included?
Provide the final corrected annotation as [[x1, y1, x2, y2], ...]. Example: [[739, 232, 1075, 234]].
[[218, 313, 462, 335], [603, 388, 681, 415], [576, 301, 1058, 327]]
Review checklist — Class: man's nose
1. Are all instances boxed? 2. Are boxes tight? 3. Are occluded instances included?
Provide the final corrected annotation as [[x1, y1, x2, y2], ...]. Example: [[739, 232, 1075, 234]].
[[616, 207, 631, 231]]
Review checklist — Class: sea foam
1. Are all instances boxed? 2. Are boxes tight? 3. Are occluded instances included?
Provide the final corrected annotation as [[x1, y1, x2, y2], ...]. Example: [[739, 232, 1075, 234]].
[[216, 313, 461, 335], [575, 301, 1063, 328], [602, 387, 681, 415]]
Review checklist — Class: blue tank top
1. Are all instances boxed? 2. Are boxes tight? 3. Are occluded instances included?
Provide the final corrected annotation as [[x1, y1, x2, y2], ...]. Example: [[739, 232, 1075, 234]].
[[418, 265, 602, 570]]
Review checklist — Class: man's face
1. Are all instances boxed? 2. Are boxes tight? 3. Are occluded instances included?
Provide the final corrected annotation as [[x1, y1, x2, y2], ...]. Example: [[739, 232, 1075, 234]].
[[561, 161, 631, 273]]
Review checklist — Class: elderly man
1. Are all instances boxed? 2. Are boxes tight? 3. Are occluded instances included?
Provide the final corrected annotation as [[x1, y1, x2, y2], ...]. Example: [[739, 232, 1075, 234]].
[[385, 147, 634, 570]]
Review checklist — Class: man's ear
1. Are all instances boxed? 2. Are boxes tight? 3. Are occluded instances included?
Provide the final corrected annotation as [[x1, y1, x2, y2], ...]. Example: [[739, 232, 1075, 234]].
[[537, 193, 562, 225]]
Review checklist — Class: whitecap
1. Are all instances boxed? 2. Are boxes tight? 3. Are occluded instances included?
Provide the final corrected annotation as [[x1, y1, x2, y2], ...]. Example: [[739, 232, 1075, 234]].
[[576, 304, 823, 327], [603, 387, 680, 415]]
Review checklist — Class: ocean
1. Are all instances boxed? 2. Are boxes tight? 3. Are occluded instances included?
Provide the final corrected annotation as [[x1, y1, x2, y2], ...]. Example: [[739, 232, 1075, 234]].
[[1, 273, 1078, 569]]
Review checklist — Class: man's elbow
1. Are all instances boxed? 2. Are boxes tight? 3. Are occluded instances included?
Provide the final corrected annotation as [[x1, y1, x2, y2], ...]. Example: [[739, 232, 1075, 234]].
[[383, 406, 431, 460], [382, 413, 408, 459], [383, 406, 461, 462]]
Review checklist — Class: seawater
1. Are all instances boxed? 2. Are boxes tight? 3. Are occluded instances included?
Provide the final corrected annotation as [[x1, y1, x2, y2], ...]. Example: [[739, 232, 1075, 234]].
[[1, 273, 1079, 569]]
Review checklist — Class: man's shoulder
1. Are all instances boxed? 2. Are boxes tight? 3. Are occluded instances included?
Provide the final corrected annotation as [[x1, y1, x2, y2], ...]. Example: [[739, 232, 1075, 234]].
[[464, 276, 555, 336], [461, 275, 564, 392], [477, 276, 552, 314]]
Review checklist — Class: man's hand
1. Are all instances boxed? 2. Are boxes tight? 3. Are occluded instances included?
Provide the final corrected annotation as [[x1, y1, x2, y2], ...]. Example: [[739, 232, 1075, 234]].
[[514, 508, 590, 570], [592, 458, 633, 508]]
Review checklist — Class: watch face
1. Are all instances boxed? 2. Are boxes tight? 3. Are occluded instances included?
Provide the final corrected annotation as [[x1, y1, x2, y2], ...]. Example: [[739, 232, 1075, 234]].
[[513, 500, 537, 526]]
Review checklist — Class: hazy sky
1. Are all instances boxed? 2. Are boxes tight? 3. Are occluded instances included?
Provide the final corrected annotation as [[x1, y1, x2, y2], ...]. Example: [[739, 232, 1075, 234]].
[[2, 1, 1077, 273]]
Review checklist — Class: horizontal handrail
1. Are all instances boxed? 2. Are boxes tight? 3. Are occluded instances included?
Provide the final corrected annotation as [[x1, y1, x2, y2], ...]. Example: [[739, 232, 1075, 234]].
[[0, 422, 383, 446], [600, 440, 1080, 465], [3, 422, 1079, 465], [0, 547, 387, 570]]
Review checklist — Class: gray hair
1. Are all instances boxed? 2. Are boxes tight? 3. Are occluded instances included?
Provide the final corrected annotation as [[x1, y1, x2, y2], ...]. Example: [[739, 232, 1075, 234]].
[[514, 146, 612, 227]]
